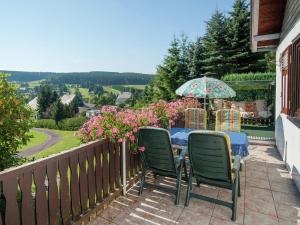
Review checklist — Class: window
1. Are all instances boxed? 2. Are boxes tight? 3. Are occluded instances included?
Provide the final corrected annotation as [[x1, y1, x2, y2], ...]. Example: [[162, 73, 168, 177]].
[[280, 46, 291, 114], [280, 35, 300, 116], [290, 36, 300, 116]]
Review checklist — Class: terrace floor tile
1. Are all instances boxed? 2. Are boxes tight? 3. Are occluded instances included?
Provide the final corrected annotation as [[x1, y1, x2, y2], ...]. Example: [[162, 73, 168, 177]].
[[88, 144, 300, 225]]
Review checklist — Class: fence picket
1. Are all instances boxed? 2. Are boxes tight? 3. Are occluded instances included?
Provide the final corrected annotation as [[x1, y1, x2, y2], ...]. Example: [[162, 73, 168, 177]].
[[33, 166, 48, 225], [47, 161, 60, 225], [95, 144, 103, 202], [102, 141, 109, 197], [70, 154, 81, 220], [114, 143, 121, 188], [87, 148, 96, 208], [58, 157, 71, 225], [79, 151, 88, 213], [2, 177, 20, 225], [19, 171, 35, 225], [109, 142, 115, 191]]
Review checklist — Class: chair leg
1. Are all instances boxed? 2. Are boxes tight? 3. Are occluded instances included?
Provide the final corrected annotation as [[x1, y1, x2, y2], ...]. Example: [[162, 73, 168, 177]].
[[231, 178, 238, 221], [175, 164, 183, 205], [238, 173, 241, 197], [185, 170, 193, 206], [183, 161, 188, 182], [139, 170, 146, 196]]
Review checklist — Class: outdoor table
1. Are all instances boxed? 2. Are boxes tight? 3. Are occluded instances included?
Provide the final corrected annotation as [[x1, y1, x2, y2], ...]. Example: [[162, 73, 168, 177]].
[[170, 128, 249, 157]]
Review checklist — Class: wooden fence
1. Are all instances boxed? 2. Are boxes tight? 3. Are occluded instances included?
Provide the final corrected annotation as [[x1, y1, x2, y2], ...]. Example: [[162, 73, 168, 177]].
[[0, 139, 140, 225]]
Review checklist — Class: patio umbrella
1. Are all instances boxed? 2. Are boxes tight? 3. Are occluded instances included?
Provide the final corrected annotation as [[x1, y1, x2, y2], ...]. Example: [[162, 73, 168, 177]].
[[175, 76, 236, 110]]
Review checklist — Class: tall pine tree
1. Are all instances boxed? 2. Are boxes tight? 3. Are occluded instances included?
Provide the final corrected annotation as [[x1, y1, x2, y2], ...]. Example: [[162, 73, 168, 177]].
[[155, 35, 191, 100], [189, 37, 206, 78], [202, 10, 230, 78], [227, 0, 266, 73]]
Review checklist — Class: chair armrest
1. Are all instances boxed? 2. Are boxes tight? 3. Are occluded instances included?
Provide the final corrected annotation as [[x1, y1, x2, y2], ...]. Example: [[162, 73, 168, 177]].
[[233, 155, 240, 173]]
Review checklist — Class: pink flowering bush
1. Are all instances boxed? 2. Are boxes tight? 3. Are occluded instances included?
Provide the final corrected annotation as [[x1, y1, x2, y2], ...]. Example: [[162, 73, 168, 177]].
[[76, 98, 201, 152]]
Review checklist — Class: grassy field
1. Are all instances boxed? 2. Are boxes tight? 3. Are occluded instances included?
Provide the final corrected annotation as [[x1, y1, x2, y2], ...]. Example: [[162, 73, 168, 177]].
[[103, 86, 121, 94], [28, 80, 44, 88], [31, 130, 81, 159], [69, 87, 90, 99], [123, 85, 146, 90], [19, 130, 48, 152]]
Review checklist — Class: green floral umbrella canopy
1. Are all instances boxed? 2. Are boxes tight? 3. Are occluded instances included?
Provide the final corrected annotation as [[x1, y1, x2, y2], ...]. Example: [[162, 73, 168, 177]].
[[175, 76, 236, 99]]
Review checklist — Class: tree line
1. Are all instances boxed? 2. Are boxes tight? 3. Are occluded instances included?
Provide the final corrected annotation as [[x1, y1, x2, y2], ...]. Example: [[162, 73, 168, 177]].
[[3, 70, 154, 84], [142, 0, 275, 102]]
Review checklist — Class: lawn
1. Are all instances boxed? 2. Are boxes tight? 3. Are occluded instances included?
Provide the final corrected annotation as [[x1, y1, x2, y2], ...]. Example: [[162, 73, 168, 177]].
[[19, 129, 48, 152], [28, 80, 44, 88], [31, 130, 81, 159], [241, 125, 275, 139], [123, 84, 146, 90], [103, 86, 121, 94], [69, 87, 91, 100]]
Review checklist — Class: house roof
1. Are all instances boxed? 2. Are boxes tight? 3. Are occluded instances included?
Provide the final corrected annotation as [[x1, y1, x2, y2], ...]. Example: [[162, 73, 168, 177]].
[[28, 97, 38, 110], [115, 92, 132, 105], [61, 94, 75, 105], [250, 0, 286, 52]]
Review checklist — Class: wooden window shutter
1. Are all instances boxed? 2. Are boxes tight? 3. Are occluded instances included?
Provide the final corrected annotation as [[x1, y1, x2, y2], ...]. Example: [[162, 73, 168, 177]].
[[280, 46, 291, 114]]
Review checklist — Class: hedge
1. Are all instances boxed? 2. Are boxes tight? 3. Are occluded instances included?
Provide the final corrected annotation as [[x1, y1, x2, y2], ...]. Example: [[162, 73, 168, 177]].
[[219, 72, 276, 103], [35, 116, 87, 131], [222, 72, 275, 81]]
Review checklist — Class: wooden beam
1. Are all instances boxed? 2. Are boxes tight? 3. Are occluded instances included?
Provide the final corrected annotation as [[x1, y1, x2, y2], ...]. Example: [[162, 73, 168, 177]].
[[251, 0, 260, 52], [254, 33, 280, 41]]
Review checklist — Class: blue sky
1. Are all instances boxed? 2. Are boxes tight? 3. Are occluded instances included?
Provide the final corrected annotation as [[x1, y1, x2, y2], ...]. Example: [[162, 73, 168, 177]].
[[0, 0, 235, 74]]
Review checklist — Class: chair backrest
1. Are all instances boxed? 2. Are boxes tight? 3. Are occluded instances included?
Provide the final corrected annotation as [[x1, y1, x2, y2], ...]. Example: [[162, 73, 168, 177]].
[[184, 108, 207, 129], [188, 131, 233, 183], [215, 109, 241, 132], [138, 127, 177, 175]]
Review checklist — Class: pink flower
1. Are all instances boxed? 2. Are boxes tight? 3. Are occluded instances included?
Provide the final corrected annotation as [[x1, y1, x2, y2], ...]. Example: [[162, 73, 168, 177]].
[[111, 128, 119, 134], [130, 135, 136, 141], [139, 146, 145, 152], [96, 128, 103, 138]]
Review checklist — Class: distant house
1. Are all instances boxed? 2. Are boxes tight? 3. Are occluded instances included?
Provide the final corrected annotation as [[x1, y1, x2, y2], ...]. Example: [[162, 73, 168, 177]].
[[28, 97, 38, 110], [19, 87, 27, 91], [79, 102, 97, 116], [86, 109, 101, 118], [115, 92, 132, 105], [61, 94, 76, 105]]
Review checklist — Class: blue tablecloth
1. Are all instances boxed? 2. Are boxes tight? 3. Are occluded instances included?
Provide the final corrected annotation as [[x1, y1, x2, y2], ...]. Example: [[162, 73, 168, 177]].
[[170, 128, 249, 157]]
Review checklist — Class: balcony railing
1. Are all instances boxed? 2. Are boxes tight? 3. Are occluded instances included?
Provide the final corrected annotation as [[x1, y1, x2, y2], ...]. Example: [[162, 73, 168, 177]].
[[0, 139, 140, 225]]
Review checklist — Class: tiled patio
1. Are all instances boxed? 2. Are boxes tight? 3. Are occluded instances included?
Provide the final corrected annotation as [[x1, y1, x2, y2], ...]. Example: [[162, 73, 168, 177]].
[[89, 145, 300, 225]]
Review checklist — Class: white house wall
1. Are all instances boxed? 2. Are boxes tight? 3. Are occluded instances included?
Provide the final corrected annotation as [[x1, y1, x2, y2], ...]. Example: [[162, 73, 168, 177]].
[[275, 18, 300, 191]]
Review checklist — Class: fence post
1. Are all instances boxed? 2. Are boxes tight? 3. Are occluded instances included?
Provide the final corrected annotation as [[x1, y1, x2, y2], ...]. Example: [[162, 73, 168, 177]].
[[122, 140, 127, 195]]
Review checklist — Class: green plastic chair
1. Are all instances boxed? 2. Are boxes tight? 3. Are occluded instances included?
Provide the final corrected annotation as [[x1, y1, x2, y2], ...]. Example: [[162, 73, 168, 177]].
[[138, 127, 187, 205], [185, 130, 241, 221]]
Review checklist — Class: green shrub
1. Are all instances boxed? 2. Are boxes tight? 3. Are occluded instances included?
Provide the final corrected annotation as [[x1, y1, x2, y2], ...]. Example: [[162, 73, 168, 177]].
[[222, 72, 275, 81], [59, 116, 87, 131], [35, 116, 87, 131], [34, 119, 59, 129]]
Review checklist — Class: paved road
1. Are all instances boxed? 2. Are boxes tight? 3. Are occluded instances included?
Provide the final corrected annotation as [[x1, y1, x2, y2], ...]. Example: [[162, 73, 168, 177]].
[[19, 128, 61, 157]]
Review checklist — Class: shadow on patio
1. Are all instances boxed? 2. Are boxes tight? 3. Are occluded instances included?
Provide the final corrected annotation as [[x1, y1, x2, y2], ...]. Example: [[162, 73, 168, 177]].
[[90, 145, 300, 225]]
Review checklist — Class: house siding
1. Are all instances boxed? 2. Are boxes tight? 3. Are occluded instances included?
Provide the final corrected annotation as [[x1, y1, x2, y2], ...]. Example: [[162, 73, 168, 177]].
[[281, 0, 300, 40], [276, 18, 300, 192]]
